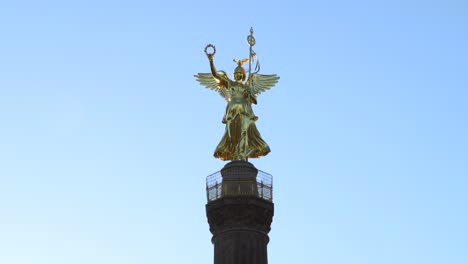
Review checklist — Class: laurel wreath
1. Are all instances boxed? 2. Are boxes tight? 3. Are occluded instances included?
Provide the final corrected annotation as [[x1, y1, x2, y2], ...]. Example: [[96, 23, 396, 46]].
[[204, 44, 216, 56]]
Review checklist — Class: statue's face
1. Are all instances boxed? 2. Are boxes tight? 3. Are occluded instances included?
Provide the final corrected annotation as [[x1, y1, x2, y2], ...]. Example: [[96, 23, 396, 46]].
[[234, 71, 244, 81]]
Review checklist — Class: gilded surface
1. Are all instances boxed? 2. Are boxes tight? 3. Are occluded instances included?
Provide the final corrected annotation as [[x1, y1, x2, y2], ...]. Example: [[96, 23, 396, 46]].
[[195, 28, 279, 161]]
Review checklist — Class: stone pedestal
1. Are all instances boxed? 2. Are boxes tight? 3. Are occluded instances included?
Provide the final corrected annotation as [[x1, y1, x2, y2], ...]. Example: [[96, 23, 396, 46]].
[[206, 161, 274, 264]]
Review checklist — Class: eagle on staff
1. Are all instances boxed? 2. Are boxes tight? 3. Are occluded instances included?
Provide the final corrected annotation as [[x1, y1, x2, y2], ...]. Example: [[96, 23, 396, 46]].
[[195, 28, 280, 161]]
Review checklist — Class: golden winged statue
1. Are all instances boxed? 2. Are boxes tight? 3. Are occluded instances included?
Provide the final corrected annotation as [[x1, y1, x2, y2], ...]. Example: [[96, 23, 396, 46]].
[[195, 28, 279, 161]]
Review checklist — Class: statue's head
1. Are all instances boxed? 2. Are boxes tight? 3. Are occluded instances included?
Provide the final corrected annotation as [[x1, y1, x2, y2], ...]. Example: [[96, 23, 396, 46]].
[[234, 66, 245, 81], [233, 58, 248, 82]]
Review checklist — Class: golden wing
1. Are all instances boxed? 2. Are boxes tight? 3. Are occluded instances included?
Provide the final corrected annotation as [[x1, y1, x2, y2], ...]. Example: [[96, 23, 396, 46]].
[[249, 73, 280, 96], [194, 72, 231, 102]]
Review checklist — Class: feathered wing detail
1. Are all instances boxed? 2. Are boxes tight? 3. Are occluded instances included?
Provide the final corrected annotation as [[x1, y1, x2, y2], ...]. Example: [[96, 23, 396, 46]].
[[194, 72, 231, 101], [248, 73, 280, 96]]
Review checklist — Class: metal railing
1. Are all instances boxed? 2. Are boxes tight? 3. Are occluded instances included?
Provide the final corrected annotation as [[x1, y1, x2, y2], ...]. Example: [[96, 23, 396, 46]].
[[206, 169, 273, 203]]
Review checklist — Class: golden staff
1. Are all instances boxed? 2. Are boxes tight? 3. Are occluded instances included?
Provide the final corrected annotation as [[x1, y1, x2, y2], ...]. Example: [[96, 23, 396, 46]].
[[247, 27, 256, 86]]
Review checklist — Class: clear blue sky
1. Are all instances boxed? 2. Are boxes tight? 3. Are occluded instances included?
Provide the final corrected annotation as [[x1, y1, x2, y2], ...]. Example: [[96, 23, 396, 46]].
[[0, 1, 467, 263]]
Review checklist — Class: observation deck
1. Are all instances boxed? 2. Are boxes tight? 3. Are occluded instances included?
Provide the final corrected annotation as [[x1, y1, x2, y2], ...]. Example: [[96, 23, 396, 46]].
[[205, 161, 273, 203]]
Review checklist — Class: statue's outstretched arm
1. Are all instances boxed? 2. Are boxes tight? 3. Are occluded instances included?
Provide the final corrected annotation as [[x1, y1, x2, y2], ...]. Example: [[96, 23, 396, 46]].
[[204, 44, 228, 85], [207, 56, 229, 89], [208, 56, 220, 80]]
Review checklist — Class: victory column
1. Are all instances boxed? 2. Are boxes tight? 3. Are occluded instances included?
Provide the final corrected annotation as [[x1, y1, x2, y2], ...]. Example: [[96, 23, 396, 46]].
[[195, 28, 279, 264]]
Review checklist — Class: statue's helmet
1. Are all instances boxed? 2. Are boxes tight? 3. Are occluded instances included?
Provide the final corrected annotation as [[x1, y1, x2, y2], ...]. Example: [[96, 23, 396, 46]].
[[234, 66, 246, 81], [233, 58, 248, 81]]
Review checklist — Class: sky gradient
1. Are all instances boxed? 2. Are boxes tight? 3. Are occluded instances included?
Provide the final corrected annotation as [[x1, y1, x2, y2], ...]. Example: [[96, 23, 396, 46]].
[[0, 1, 467, 263]]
